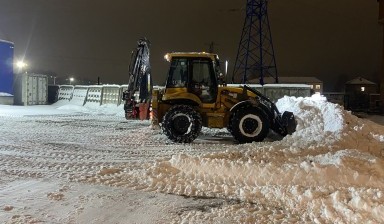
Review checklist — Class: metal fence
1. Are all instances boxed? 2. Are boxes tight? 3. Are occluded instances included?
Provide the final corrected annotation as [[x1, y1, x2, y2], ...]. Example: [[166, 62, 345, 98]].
[[53, 84, 312, 106]]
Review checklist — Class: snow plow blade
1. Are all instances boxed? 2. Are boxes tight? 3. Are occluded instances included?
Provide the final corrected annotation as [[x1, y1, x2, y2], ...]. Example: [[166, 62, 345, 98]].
[[282, 111, 297, 135]]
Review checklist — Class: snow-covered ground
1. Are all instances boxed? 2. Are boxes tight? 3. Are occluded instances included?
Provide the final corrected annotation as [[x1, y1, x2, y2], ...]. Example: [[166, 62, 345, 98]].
[[0, 96, 383, 223]]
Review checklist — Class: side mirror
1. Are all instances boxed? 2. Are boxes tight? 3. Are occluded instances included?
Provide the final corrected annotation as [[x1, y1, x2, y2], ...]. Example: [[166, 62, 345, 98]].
[[218, 73, 226, 86]]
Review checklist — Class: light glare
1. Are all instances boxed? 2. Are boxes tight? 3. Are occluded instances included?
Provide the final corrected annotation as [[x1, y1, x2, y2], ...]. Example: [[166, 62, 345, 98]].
[[16, 61, 27, 68]]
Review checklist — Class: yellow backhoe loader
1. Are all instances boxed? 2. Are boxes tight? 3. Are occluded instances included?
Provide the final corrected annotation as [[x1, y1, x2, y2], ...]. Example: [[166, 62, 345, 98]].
[[123, 38, 296, 143]]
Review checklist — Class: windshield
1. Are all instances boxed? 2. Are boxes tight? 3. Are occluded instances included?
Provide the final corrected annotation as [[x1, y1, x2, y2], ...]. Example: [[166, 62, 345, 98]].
[[166, 58, 188, 88]]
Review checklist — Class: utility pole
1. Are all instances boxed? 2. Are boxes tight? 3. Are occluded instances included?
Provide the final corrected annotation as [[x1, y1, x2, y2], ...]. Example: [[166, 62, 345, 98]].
[[232, 0, 278, 85], [379, 0, 384, 112]]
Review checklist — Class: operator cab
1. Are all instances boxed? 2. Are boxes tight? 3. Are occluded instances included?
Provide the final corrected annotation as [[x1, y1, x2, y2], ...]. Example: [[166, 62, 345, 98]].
[[165, 52, 221, 103]]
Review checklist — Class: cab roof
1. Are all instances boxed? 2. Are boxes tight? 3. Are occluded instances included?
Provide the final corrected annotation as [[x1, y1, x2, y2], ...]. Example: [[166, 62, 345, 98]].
[[164, 52, 218, 62]]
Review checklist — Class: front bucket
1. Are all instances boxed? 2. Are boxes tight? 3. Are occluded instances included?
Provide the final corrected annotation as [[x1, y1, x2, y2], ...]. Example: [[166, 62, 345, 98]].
[[282, 111, 297, 135]]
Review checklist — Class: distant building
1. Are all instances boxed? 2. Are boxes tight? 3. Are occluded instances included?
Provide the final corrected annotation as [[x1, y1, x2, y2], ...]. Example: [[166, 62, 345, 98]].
[[249, 76, 323, 94], [344, 77, 380, 113], [0, 40, 14, 105], [345, 77, 377, 93]]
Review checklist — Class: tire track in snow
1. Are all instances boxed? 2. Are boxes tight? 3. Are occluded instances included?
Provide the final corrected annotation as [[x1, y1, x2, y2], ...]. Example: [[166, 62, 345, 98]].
[[0, 115, 228, 184]]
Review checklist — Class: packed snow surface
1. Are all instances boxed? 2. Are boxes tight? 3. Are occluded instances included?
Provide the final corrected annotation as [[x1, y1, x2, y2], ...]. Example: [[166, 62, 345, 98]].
[[0, 96, 383, 223]]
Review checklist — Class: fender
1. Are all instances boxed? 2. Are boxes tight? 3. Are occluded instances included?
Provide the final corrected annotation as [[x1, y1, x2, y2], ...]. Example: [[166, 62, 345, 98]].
[[162, 90, 202, 107], [230, 100, 274, 122], [230, 100, 257, 112]]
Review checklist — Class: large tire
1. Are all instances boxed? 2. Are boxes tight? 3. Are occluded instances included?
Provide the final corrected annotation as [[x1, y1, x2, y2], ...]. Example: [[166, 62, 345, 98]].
[[162, 105, 202, 143], [230, 105, 270, 143]]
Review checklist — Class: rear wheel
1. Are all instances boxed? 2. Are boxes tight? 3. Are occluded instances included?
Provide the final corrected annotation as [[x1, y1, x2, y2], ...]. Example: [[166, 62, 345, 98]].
[[230, 106, 269, 143], [162, 105, 202, 143]]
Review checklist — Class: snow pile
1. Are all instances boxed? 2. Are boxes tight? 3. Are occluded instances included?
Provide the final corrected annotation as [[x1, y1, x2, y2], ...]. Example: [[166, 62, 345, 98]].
[[0, 92, 13, 97], [277, 95, 346, 147], [94, 95, 384, 223], [56, 103, 124, 116], [0, 103, 124, 117]]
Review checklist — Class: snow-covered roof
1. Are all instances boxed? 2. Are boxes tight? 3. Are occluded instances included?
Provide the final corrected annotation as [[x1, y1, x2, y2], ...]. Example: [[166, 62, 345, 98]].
[[249, 76, 323, 84], [15, 73, 47, 78], [0, 39, 14, 45], [346, 77, 376, 85], [227, 84, 263, 88], [73, 85, 90, 89], [101, 84, 121, 88], [264, 84, 311, 88], [0, 92, 13, 97], [229, 83, 311, 88]]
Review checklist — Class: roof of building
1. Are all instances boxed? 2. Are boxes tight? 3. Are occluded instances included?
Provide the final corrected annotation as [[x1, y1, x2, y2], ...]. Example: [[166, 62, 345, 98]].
[[0, 39, 14, 45], [248, 76, 323, 84], [346, 77, 376, 85]]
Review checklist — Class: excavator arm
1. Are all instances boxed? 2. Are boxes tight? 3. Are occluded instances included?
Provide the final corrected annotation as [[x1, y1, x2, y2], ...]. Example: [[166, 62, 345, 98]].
[[122, 38, 153, 119]]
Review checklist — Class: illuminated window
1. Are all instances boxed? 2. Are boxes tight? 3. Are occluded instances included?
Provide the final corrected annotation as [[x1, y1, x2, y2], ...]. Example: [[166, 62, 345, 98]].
[[315, 85, 321, 89], [310, 85, 314, 89], [361, 87, 365, 92]]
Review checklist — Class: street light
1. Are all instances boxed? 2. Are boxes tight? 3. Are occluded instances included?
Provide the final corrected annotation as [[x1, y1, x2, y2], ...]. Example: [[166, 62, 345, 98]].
[[16, 61, 27, 68], [225, 60, 229, 76], [69, 77, 74, 85], [16, 61, 28, 74]]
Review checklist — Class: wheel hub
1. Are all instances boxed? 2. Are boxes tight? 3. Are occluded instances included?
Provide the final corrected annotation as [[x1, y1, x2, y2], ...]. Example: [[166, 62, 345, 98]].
[[242, 117, 258, 134], [172, 115, 190, 134]]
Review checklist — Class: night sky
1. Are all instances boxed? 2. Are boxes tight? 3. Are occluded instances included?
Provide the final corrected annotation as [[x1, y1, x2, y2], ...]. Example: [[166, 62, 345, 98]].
[[0, 0, 381, 91]]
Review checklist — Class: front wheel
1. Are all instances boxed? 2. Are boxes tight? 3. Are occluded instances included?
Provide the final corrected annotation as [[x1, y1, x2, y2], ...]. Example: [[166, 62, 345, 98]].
[[162, 105, 202, 143], [230, 106, 270, 143]]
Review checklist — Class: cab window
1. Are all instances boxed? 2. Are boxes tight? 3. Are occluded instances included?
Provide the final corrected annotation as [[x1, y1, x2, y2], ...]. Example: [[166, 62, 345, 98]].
[[166, 58, 188, 88], [190, 58, 217, 103]]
